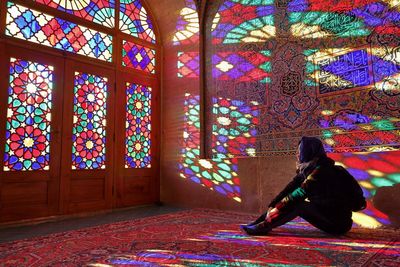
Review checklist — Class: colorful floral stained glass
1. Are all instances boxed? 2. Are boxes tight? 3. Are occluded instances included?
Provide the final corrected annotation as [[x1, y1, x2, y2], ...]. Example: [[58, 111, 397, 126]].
[[173, 0, 199, 45], [125, 83, 151, 168], [33, 0, 116, 28], [119, 0, 156, 43], [178, 52, 199, 78], [122, 40, 156, 73], [6, 2, 113, 62], [211, 0, 275, 44], [72, 72, 108, 170], [3, 58, 53, 171]]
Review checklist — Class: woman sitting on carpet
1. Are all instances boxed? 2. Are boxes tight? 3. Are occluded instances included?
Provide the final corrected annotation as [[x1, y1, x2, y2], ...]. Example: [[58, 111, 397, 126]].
[[241, 136, 366, 236]]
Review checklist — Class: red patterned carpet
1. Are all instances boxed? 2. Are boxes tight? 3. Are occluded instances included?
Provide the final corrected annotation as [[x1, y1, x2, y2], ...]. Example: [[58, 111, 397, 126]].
[[0, 209, 399, 266]]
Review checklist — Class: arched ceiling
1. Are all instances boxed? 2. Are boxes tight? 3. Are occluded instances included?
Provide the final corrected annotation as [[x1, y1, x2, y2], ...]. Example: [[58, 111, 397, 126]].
[[145, 0, 189, 45]]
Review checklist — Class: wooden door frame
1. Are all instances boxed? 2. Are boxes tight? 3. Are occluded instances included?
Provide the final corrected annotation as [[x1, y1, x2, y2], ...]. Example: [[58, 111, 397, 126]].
[[114, 70, 160, 208], [59, 60, 116, 214], [0, 45, 64, 221]]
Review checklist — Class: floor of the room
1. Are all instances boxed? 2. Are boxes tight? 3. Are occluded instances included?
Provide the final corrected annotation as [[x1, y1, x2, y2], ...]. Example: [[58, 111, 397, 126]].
[[0, 205, 186, 243], [0, 207, 399, 266]]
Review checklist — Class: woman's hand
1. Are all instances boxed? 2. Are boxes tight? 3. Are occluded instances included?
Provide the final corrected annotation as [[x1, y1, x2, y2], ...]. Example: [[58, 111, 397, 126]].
[[266, 207, 279, 222]]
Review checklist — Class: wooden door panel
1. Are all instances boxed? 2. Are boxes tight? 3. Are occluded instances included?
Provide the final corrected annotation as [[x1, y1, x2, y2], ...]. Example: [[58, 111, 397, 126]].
[[114, 72, 159, 207], [69, 178, 106, 203], [0, 45, 63, 222], [60, 60, 115, 214], [1, 181, 49, 206]]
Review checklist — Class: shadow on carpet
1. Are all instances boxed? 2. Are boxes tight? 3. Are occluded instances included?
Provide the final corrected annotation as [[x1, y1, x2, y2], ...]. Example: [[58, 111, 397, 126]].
[[0, 209, 399, 266]]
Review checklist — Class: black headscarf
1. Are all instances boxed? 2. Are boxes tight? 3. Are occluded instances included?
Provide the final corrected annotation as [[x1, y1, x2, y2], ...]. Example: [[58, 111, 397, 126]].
[[298, 136, 327, 163]]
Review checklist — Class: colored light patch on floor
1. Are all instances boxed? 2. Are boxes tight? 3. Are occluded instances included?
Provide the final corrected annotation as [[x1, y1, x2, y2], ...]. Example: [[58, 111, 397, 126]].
[[3, 209, 398, 266]]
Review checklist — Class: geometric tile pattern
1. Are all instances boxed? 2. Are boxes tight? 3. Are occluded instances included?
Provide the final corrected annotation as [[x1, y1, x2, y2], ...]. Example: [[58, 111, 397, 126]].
[[6, 2, 113, 62], [119, 0, 156, 43], [34, 0, 116, 28], [122, 40, 156, 74]]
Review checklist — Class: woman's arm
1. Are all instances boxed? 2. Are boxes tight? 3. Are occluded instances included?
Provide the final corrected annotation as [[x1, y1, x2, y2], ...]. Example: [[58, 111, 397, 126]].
[[268, 173, 305, 208]]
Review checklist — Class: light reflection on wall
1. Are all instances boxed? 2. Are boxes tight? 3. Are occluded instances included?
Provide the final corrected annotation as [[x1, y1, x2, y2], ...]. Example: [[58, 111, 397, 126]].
[[330, 151, 400, 228], [207, 0, 400, 155], [173, 0, 199, 45], [306, 47, 400, 96], [174, 0, 400, 223], [104, 249, 268, 266], [288, 0, 400, 38], [178, 94, 241, 202], [305, 45, 400, 153], [212, 97, 259, 158], [211, 0, 275, 44], [178, 52, 200, 78], [319, 110, 400, 152], [213, 51, 272, 83]]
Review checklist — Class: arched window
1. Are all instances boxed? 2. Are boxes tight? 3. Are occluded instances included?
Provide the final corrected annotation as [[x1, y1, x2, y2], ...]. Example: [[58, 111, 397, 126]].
[[0, 0, 160, 221]]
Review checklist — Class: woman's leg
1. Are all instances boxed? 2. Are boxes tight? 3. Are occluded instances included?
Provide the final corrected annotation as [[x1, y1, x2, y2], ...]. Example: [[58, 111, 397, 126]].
[[297, 202, 352, 235], [243, 201, 352, 235], [246, 211, 269, 226]]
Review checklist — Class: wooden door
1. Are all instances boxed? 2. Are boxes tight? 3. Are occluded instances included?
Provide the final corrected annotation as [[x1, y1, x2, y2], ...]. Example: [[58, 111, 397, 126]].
[[0, 45, 64, 222], [59, 60, 115, 214], [114, 72, 159, 207]]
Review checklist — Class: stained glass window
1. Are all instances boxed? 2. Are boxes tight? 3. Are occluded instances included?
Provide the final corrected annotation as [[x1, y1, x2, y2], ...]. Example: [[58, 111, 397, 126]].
[[4, 58, 53, 171], [122, 41, 156, 73], [119, 0, 156, 43], [6, 2, 113, 62], [125, 83, 151, 168], [33, 0, 116, 28], [72, 72, 108, 170]]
